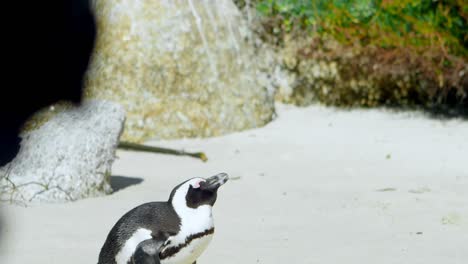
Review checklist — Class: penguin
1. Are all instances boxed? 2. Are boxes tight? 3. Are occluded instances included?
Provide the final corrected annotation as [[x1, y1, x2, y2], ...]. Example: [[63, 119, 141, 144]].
[[98, 172, 229, 264]]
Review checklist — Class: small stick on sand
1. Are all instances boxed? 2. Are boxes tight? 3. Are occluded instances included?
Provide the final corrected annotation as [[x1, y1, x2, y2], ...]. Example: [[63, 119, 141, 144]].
[[118, 141, 208, 162]]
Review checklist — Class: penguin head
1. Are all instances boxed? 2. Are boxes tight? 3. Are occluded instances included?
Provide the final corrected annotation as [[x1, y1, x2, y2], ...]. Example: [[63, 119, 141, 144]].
[[169, 173, 229, 209]]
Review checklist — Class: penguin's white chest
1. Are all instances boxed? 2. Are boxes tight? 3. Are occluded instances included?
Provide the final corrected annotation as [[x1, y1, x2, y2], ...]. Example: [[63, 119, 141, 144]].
[[161, 233, 213, 264], [162, 201, 215, 264]]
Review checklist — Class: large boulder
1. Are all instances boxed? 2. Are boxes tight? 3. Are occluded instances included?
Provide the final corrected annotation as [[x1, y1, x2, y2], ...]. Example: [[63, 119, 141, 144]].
[[0, 100, 125, 204], [85, 0, 276, 142]]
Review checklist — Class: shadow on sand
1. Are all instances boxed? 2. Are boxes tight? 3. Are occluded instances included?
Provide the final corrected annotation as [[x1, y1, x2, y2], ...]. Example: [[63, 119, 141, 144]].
[[110, 175, 144, 193]]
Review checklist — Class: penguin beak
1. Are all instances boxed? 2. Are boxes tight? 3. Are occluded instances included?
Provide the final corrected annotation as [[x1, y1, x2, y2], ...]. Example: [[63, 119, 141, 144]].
[[200, 173, 229, 192]]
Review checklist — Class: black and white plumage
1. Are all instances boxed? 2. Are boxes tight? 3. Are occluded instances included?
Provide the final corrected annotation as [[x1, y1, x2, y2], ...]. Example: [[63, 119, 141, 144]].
[[131, 232, 169, 264], [98, 173, 229, 264]]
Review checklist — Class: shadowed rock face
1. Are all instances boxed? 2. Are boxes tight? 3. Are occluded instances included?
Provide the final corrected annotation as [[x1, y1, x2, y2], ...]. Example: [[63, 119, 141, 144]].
[[0, 100, 125, 204], [85, 0, 275, 142]]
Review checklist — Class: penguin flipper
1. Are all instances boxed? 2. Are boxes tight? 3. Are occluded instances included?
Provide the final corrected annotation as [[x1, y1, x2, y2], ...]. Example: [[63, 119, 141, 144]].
[[131, 239, 165, 264]]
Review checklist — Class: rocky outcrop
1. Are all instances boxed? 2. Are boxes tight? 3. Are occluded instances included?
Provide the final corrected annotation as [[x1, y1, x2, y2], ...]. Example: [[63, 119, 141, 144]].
[[270, 34, 468, 110], [0, 100, 125, 204], [85, 0, 276, 142]]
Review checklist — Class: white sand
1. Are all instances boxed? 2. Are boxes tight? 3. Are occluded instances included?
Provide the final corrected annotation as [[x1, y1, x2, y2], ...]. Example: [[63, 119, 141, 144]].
[[1, 104, 467, 264]]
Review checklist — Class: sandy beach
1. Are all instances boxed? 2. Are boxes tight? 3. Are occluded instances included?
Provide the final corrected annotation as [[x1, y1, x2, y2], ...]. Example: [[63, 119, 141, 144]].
[[1, 103, 467, 264]]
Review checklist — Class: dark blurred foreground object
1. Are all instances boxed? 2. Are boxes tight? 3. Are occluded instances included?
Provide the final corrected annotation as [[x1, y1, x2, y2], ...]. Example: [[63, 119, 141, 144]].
[[0, 1, 96, 166]]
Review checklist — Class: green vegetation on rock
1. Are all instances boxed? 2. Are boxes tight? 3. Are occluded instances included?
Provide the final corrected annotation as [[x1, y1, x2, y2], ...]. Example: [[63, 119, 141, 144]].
[[254, 0, 467, 111], [257, 0, 466, 54]]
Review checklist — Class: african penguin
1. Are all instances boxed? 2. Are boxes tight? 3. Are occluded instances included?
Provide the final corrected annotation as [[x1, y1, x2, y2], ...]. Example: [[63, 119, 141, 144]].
[[98, 173, 229, 264]]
